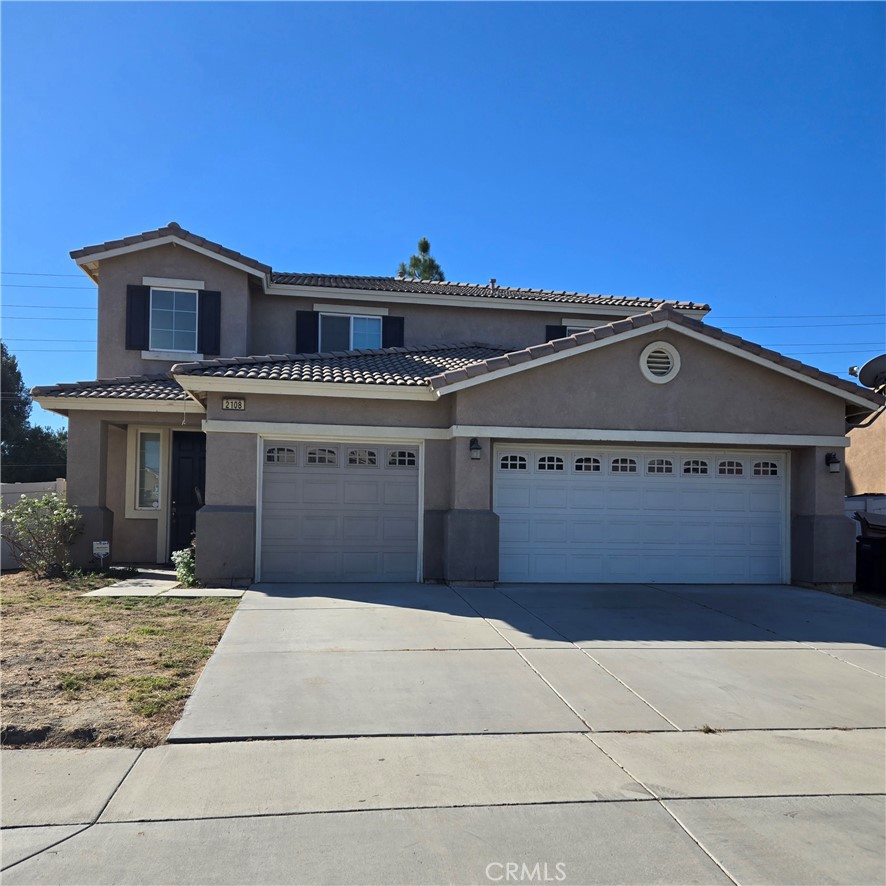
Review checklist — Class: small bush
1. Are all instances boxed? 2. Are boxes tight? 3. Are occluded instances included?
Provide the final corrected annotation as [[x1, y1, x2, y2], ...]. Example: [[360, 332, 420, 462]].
[[0, 493, 83, 578], [171, 547, 197, 587]]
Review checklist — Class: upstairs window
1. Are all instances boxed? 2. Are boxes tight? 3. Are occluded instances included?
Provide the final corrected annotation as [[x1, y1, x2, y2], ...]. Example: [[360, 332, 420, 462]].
[[150, 288, 198, 353], [319, 314, 383, 351]]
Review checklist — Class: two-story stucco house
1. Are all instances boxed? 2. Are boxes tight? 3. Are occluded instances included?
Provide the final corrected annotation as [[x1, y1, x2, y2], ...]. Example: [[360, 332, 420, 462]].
[[33, 222, 883, 591]]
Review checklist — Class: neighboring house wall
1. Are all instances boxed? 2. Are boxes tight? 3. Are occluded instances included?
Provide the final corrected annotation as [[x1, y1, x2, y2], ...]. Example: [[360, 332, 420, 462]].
[[846, 412, 886, 496], [1, 479, 67, 570], [96, 246, 252, 378]]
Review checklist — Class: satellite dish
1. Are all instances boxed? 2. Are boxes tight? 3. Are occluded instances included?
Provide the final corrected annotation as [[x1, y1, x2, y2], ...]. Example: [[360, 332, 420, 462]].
[[856, 354, 886, 389]]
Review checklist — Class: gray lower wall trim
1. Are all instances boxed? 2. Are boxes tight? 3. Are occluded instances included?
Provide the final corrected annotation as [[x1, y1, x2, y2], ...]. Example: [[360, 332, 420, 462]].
[[444, 509, 499, 583], [790, 514, 856, 585], [423, 510, 446, 581], [196, 505, 256, 586]]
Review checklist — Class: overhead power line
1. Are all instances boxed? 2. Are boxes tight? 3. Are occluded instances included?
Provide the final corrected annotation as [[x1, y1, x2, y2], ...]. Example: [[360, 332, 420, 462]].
[[1, 271, 84, 277], [0, 284, 95, 290]]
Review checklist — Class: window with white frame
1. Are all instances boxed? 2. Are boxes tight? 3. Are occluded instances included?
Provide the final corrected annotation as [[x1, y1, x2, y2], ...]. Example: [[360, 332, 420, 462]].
[[306, 447, 337, 465], [500, 454, 528, 471], [137, 431, 162, 509], [611, 457, 638, 473], [319, 314, 382, 351], [647, 458, 673, 475], [683, 459, 709, 475], [150, 288, 198, 352], [266, 447, 297, 464], [538, 455, 565, 471], [574, 456, 601, 472], [753, 461, 778, 476], [718, 460, 744, 476], [348, 448, 378, 466]]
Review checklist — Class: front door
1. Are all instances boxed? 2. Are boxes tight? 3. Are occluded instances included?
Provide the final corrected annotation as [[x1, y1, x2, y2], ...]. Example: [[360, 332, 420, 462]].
[[169, 431, 206, 555]]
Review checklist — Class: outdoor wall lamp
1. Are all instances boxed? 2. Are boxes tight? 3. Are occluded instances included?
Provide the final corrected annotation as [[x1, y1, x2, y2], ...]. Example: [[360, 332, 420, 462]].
[[469, 438, 482, 460], [825, 452, 841, 474]]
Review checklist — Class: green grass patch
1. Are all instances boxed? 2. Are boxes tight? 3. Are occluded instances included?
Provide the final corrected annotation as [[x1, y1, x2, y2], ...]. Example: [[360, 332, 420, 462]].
[[125, 675, 188, 717], [58, 670, 117, 693]]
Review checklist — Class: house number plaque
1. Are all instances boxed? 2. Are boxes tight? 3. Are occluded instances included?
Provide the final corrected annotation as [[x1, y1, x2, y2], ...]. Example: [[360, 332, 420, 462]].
[[222, 398, 246, 411]]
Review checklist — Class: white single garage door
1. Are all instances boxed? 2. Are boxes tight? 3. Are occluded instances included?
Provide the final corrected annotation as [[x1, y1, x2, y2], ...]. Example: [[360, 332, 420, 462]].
[[260, 441, 420, 582], [495, 445, 787, 584]]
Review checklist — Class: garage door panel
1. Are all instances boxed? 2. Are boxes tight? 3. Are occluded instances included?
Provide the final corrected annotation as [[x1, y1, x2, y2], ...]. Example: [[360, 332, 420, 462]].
[[302, 479, 340, 504], [532, 519, 570, 543], [495, 445, 786, 584], [261, 441, 419, 582], [343, 481, 380, 504], [383, 482, 418, 506], [533, 487, 569, 508]]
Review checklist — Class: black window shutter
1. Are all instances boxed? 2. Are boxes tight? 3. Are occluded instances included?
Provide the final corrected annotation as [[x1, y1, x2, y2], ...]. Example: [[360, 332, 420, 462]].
[[545, 325, 569, 341], [125, 285, 150, 350], [296, 311, 319, 353], [198, 291, 221, 355], [382, 315, 405, 348]]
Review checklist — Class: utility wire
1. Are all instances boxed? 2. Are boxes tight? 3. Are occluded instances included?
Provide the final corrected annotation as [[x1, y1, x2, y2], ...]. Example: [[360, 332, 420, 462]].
[[0, 284, 95, 290], [2, 305, 96, 310], [1, 271, 84, 277]]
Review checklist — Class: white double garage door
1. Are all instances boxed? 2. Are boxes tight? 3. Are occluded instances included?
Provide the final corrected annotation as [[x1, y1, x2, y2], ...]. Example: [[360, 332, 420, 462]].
[[495, 444, 788, 584]]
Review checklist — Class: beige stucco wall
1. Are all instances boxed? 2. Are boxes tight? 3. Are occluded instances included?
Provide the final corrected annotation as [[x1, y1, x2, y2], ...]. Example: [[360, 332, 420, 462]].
[[95, 245, 253, 378], [846, 412, 886, 495], [249, 290, 624, 354], [204, 391, 452, 428], [452, 330, 847, 437]]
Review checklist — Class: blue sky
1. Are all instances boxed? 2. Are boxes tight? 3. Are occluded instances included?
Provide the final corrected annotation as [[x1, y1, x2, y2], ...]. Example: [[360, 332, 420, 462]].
[[2, 1, 884, 432]]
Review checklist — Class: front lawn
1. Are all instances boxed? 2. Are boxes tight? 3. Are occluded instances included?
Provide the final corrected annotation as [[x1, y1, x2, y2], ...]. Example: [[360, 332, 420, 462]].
[[0, 571, 238, 748]]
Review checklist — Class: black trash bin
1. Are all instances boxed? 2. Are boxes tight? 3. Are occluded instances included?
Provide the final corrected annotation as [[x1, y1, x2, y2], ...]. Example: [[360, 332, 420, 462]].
[[856, 537, 886, 593]]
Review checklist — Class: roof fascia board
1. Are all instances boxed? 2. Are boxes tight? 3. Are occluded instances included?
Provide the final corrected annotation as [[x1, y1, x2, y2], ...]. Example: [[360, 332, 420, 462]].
[[436, 322, 668, 395], [268, 282, 709, 319], [174, 374, 436, 401], [203, 419, 450, 439], [33, 396, 204, 415], [451, 425, 850, 448], [436, 319, 879, 410], [73, 236, 269, 283]]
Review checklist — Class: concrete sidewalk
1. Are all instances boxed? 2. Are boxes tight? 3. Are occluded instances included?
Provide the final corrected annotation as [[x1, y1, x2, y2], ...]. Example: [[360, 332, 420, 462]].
[[2, 730, 884, 884]]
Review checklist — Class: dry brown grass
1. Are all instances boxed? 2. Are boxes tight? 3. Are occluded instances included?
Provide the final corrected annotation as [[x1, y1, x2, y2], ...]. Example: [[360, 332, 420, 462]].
[[1, 570, 237, 748]]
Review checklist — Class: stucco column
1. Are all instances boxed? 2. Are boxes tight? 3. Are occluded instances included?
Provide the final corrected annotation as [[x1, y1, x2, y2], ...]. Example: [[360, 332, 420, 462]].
[[791, 446, 856, 592], [195, 431, 256, 586], [66, 413, 113, 566], [444, 436, 499, 583]]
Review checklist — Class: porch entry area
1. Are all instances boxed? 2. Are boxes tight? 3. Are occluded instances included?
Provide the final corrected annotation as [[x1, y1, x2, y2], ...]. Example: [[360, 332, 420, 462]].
[[169, 431, 206, 555]]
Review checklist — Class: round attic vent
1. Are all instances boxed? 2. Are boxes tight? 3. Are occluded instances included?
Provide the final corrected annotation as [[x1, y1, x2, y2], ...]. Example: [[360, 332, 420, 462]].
[[640, 341, 681, 384]]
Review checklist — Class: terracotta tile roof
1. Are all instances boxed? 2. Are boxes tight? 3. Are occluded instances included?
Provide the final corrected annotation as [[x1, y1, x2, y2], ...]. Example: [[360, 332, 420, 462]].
[[31, 375, 190, 401], [70, 222, 272, 275], [69, 222, 707, 311], [271, 272, 708, 311], [172, 344, 508, 386], [424, 307, 885, 405]]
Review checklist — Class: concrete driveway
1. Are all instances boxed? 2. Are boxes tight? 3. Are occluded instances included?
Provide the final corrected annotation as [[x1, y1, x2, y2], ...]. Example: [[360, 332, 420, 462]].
[[4, 582, 885, 885]]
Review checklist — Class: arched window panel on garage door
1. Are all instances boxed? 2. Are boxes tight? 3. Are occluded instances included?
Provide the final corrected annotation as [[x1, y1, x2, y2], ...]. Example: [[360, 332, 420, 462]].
[[386, 448, 417, 468], [306, 446, 338, 466], [266, 446, 297, 464], [348, 448, 378, 467], [574, 456, 601, 473], [499, 454, 528, 471]]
